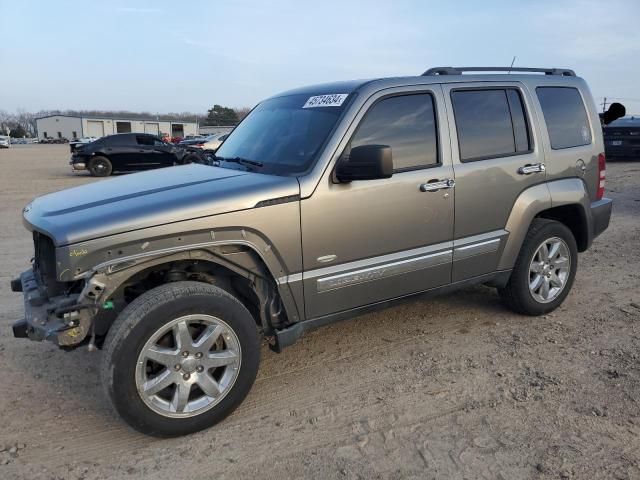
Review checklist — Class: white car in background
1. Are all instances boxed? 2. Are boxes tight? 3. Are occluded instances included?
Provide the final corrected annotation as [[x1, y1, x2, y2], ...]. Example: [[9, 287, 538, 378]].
[[179, 132, 229, 151], [0, 136, 10, 148], [69, 136, 99, 153]]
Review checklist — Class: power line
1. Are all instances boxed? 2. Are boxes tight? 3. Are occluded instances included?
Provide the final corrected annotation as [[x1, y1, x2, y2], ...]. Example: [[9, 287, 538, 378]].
[[599, 97, 640, 102]]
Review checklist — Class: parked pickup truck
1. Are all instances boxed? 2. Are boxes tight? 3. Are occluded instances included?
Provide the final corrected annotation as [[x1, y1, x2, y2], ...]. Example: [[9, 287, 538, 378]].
[[11, 66, 612, 437]]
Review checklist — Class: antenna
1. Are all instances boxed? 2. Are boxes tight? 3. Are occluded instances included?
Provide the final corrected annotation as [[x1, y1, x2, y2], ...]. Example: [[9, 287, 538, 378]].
[[508, 56, 516, 74]]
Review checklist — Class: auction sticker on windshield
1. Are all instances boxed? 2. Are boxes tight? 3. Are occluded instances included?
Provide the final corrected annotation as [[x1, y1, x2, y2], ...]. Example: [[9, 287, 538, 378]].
[[303, 94, 349, 108]]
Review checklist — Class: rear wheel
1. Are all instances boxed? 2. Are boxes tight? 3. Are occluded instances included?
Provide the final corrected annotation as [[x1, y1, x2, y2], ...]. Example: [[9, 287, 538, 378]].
[[499, 219, 577, 315], [89, 156, 112, 176], [100, 281, 260, 437]]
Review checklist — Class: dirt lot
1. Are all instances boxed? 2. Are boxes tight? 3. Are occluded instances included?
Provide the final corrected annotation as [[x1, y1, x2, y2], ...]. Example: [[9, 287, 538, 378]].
[[0, 144, 638, 479]]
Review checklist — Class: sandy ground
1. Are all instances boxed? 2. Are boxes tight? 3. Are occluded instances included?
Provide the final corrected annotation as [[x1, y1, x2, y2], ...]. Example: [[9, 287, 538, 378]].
[[0, 144, 639, 480]]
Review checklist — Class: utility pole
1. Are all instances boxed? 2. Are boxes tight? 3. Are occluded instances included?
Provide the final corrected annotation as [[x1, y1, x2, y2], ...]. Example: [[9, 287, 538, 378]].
[[601, 97, 608, 113]]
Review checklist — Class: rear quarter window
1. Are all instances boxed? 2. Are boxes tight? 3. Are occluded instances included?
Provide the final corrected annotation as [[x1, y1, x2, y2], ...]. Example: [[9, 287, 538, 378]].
[[536, 87, 592, 149]]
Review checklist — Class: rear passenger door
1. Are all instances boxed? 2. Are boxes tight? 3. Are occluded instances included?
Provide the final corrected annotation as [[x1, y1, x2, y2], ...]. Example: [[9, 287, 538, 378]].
[[442, 83, 545, 281], [103, 134, 139, 170]]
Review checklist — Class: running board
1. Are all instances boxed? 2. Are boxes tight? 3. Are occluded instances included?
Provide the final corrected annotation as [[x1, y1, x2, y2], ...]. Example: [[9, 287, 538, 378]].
[[270, 270, 511, 352]]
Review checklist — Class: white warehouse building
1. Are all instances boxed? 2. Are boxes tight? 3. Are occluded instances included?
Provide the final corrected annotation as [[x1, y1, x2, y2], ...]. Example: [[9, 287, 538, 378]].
[[35, 115, 198, 141]]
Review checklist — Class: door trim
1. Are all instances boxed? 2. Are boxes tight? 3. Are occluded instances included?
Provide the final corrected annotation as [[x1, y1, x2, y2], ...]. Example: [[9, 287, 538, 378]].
[[316, 249, 452, 293], [277, 230, 509, 289]]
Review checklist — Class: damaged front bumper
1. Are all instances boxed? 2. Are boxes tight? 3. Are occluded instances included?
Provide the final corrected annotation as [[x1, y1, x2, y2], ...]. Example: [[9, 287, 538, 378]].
[[11, 269, 94, 347]]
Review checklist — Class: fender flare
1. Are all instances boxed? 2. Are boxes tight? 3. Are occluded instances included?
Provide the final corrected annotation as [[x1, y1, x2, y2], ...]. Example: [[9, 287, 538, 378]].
[[84, 241, 302, 331], [498, 178, 590, 270]]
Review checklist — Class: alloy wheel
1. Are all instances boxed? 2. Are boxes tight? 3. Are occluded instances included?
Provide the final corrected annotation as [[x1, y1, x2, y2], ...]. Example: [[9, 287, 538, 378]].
[[528, 237, 571, 304], [135, 314, 241, 418]]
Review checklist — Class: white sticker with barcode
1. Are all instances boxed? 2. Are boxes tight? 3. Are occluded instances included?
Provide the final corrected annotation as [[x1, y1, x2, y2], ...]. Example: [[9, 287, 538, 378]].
[[303, 94, 349, 108]]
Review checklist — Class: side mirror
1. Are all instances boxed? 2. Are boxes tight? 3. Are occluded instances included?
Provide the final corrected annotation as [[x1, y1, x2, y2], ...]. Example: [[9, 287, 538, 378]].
[[335, 144, 393, 182]]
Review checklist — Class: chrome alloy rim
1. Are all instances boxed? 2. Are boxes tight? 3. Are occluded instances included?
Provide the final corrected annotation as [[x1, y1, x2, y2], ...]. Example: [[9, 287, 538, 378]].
[[528, 237, 571, 304], [93, 160, 107, 172], [135, 314, 241, 418]]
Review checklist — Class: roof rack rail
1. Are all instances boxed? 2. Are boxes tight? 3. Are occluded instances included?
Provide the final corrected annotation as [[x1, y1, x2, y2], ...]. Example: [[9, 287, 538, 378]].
[[422, 67, 576, 77]]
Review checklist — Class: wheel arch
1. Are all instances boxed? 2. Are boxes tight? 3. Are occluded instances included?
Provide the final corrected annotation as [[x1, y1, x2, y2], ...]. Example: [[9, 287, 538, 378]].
[[90, 242, 299, 339], [498, 178, 591, 270]]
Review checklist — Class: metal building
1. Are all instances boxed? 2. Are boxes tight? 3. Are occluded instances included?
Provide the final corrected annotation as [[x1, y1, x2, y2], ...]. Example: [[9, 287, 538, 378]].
[[35, 115, 198, 140]]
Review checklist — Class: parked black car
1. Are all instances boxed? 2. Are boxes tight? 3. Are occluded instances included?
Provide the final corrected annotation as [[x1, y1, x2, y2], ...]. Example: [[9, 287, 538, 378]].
[[70, 133, 202, 176], [604, 116, 640, 160]]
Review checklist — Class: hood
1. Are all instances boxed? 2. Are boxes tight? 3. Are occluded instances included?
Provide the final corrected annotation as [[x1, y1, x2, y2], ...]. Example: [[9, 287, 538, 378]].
[[23, 164, 300, 246]]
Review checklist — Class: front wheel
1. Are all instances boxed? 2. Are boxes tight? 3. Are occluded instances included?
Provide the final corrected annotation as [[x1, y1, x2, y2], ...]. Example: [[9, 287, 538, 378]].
[[100, 281, 260, 437], [499, 218, 578, 316]]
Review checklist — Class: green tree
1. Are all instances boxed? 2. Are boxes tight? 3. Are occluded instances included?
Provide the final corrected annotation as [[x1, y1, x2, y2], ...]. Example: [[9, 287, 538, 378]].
[[204, 105, 239, 126], [10, 124, 27, 138]]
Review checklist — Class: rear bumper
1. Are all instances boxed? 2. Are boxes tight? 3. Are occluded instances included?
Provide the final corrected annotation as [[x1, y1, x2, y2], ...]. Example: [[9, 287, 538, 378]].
[[69, 156, 86, 170], [605, 146, 640, 160], [71, 162, 86, 170], [590, 198, 612, 241]]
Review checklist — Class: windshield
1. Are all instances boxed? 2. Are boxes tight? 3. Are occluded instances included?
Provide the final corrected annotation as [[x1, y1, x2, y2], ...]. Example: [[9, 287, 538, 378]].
[[215, 93, 351, 175]]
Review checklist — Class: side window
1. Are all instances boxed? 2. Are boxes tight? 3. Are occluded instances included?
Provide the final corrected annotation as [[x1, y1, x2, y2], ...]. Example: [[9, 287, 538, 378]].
[[136, 135, 154, 146], [451, 89, 532, 162], [350, 93, 438, 172], [536, 87, 592, 149], [154, 138, 166, 146]]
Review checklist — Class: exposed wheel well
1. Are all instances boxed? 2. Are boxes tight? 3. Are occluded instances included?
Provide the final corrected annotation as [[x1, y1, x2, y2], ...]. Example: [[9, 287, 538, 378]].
[[94, 254, 283, 341], [536, 204, 588, 252]]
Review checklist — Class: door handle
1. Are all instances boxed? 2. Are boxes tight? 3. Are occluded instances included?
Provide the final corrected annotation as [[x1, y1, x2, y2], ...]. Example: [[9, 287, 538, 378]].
[[518, 163, 546, 175], [420, 179, 455, 192]]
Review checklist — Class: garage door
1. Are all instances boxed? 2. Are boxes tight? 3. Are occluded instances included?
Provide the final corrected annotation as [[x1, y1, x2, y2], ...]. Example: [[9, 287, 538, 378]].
[[145, 122, 159, 135], [87, 121, 104, 137], [116, 121, 132, 133], [171, 124, 184, 137]]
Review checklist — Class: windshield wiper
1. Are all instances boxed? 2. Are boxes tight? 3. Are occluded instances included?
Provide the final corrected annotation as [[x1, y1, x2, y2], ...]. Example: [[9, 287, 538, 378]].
[[215, 156, 263, 168]]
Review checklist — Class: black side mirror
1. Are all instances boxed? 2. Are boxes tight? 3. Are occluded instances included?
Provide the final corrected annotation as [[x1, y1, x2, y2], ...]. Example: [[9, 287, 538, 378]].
[[335, 144, 393, 182], [601, 102, 626, 125]]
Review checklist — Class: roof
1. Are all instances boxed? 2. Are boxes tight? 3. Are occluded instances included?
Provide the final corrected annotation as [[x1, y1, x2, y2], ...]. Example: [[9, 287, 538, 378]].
[[35, 114, 197, 124], [270, 69, 585, 100]]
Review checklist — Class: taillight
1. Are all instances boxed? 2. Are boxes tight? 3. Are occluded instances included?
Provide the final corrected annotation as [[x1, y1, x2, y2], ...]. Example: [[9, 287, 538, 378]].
[[597, 153, 606, 200]]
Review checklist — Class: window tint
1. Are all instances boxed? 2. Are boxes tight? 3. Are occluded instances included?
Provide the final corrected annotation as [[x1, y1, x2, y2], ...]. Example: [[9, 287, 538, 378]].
[[107, 134, 134, 146], [452, 89, 531, 162], [507, 90, 531, 152], [136, 135, 155, 146], [536, 87, 592, 149], [350, 94, 438, 171]]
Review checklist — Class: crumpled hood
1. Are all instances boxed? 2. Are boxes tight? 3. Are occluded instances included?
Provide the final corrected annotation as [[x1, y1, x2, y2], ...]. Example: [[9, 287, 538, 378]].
[[23, 164, 300, 246]]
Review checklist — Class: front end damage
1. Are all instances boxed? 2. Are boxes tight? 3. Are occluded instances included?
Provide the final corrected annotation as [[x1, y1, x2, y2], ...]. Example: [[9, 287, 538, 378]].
[[11, 229, 292, 351], [11, 269, 105, 347], [11, 231, 108, 347]]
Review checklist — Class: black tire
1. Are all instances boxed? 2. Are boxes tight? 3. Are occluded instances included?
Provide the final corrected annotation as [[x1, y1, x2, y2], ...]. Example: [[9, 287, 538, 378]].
[[182, 154, 199, 164], [100, 281, 260, 437], [89, 156, 112, 176], [498, 218, 578, 316]]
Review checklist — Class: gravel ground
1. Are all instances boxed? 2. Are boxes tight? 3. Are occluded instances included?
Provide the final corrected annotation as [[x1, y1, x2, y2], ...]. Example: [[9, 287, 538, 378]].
[[0, 145, 639, 480]]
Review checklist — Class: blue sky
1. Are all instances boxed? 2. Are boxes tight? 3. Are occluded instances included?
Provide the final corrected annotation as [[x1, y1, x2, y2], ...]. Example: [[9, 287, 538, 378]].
[[1, 0, 639, 113]]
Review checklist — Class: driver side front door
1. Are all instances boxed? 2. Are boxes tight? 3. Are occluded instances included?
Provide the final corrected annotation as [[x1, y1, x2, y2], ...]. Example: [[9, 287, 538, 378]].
[[300, 86, 455, 319]]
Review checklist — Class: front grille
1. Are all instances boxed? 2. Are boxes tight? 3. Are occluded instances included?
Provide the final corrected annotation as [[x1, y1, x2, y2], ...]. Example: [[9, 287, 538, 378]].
[[33, 231, 63, 296]]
